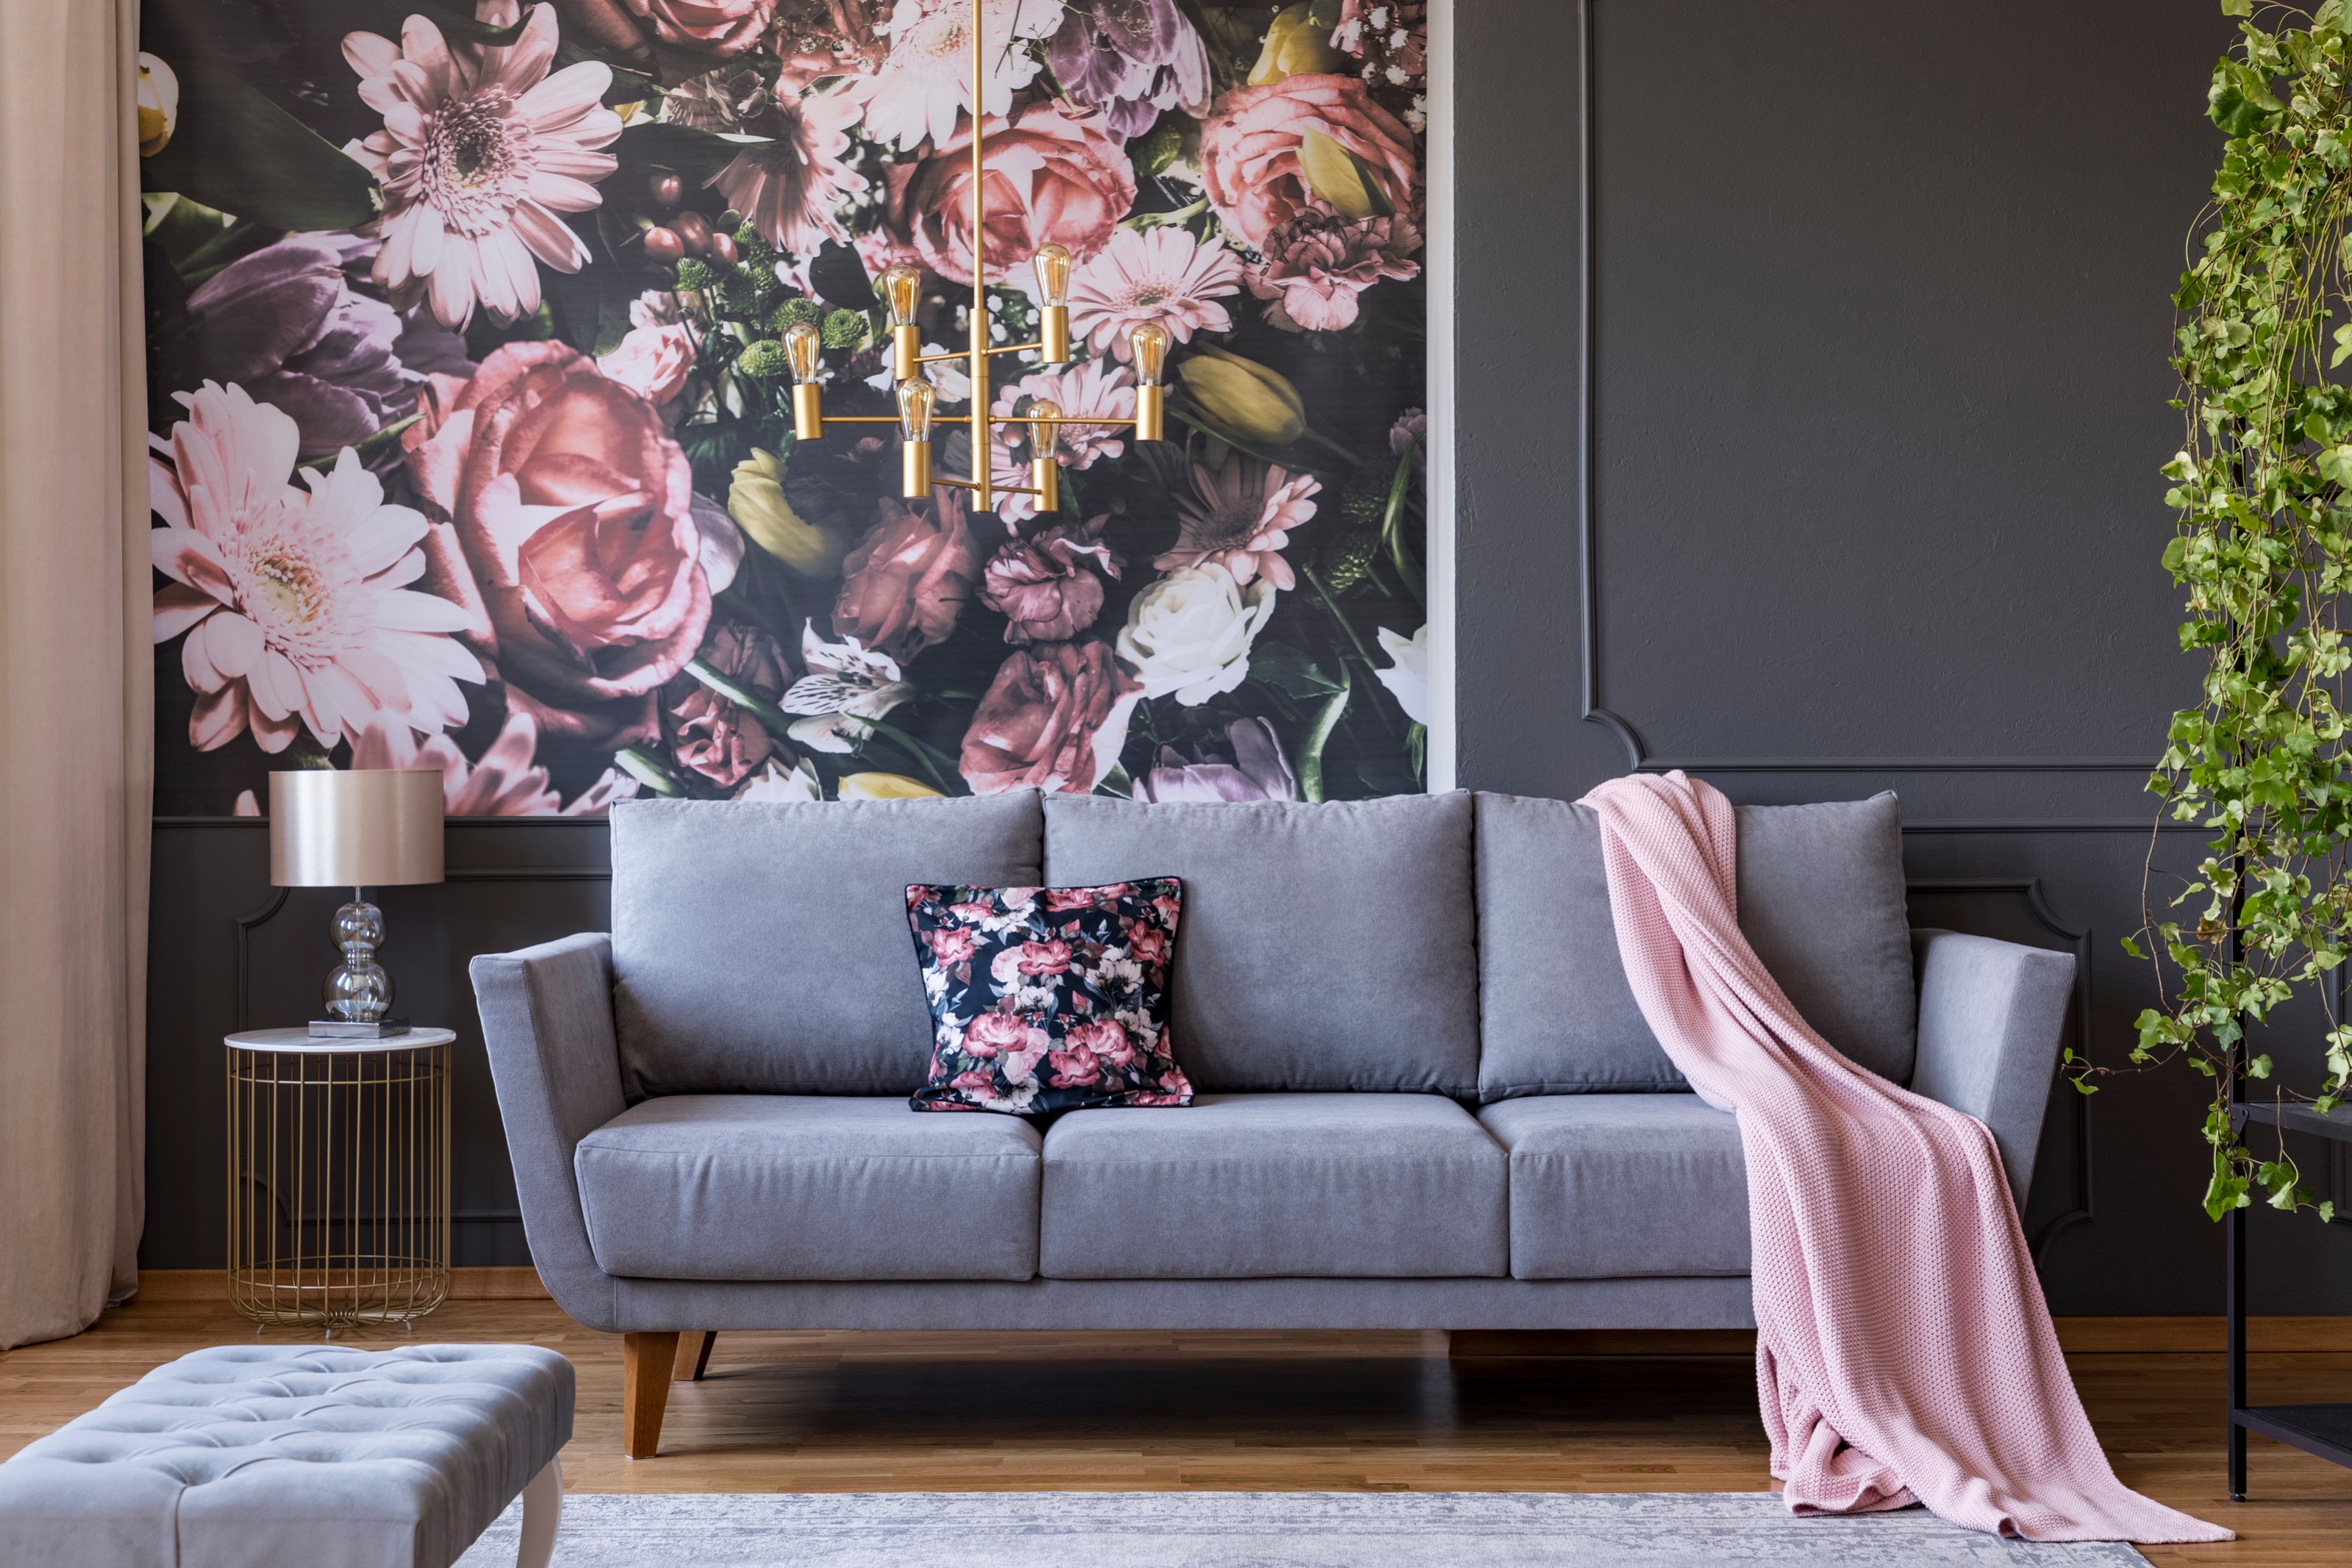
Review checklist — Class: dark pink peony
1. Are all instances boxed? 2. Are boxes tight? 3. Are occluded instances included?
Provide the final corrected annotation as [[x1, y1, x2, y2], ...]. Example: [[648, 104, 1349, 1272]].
[[1251, 212, 1422, 332], [1196, 74, 1418, 252], [882, 101, 1136, 285], [959, 639, 1143, 796], [403, 341, 717, 748], [832, 490, 985, 662], [982, 513, 1120, 644], [1127, 922, 1170, 967], [1045, 1042, 1102, 1087], [662, 620, 785, 787], [625, 0, 774, 54], [1065, 1017, 1134, 1069], [1137, 716, 1299, 803], [964, 1009, 1040, 1059], [1017, 939, 1073, 977], [928, 926, 979, 966]]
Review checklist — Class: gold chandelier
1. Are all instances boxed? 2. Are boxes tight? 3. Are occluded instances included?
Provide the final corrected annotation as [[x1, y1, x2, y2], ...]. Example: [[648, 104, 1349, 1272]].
[[773, 7, 1168, 512]]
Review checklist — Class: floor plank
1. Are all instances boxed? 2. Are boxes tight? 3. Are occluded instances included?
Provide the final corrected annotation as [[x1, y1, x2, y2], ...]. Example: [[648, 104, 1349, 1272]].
[[3, 1294, 2346, 1565]]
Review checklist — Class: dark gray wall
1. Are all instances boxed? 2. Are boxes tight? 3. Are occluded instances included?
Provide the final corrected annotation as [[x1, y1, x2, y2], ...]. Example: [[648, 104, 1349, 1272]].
[[146, 0, 2352, 1311], [1455, 0, 2352, 1313]]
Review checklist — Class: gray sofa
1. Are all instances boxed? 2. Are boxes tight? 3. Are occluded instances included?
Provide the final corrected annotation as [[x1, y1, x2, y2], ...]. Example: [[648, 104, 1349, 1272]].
[[472, 790, 2074, 1457]]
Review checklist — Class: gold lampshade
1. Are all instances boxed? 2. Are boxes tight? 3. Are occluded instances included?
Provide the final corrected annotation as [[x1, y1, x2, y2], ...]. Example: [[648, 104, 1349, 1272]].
[[268, 770, 445, 888]]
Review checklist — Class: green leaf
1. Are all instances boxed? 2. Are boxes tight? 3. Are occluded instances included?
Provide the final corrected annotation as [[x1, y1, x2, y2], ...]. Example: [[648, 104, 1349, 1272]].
[[1296, 668, 1353, 805], [2220, 0, 2253, 15], [138, 51, 377, 231]]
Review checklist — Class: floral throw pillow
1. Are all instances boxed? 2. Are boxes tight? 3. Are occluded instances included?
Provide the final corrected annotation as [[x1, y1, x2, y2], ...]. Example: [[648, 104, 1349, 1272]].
[[907, 879, 1193, 1115]]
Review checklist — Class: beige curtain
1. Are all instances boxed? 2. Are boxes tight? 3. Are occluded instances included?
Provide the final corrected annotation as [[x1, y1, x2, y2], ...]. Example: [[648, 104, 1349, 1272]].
[[0, 0, 151, 1349]]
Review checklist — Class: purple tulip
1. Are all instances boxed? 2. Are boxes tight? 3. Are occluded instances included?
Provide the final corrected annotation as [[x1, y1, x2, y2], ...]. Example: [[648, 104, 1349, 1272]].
[[181, 236, 421, 459], [1136, 717, 1299, 803], [1048, 0, 1211, 140]]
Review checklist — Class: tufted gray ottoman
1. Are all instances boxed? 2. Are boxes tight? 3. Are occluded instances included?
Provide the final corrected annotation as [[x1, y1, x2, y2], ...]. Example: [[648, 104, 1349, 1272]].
[[0, 1342, 571, 1568]]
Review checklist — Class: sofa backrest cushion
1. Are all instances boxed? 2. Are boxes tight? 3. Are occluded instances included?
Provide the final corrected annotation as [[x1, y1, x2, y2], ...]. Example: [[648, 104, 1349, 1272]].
[[1042, 792, 1480, 1094], [610, 792, 1044, 1098], [1475, 790, 1915, 1098]]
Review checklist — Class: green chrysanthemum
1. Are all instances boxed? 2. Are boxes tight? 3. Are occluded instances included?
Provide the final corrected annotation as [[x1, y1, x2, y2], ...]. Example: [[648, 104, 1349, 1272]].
[[734, 339, 789, 379], [821, 309, 868, 350]]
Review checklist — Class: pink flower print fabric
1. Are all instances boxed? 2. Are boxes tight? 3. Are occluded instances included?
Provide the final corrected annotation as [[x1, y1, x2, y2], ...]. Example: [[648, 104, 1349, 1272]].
[[907, 878, 1193, 1115]]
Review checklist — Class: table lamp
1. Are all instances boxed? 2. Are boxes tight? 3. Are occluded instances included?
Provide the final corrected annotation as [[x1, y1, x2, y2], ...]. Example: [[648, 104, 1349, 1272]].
[[268, 769, 444, 1038]]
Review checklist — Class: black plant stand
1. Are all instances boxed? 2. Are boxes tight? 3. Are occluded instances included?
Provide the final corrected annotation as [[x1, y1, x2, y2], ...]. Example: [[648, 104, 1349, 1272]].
[[2226, 1097, 2352, 1498]]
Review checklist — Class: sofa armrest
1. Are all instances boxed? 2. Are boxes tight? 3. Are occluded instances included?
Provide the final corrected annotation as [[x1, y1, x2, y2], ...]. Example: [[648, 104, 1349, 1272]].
[[1906, 928, 2075, 1209], [471, 932, 626, 1329]]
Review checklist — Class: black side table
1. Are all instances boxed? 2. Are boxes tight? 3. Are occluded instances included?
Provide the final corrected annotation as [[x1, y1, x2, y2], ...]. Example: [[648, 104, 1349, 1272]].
[[2226, 1097, 2352, 1497]]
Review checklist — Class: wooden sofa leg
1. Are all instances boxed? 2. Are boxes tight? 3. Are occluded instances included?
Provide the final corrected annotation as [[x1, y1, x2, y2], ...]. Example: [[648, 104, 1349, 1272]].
[[673, 1331, 716, 1382], [623, 1332, 679, 1458]]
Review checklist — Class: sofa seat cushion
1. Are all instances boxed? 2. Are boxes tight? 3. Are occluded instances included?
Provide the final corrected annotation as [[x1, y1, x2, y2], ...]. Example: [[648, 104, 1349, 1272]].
[[1474, 791, 1916, 1098], [1479, 1095, 1749, 1280], [1042, 793, 1479, 1093], [576, 1096, 1041, 1281], [1041, 1092, 1507, 1279]]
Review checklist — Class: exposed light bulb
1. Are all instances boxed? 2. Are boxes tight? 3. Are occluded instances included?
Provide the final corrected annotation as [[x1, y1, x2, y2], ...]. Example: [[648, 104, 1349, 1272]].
[[784, 322, 823, 440], [878, 263, 922, 329], [1129, 321, 1170, 386], [896, 376, 935, 498], [1129, 322, 1169, 441], [1031, 244, 1072, 308], [782, 322, 823, 384], [897, 376, 936, 441], [1027, 398, 1062, 512]]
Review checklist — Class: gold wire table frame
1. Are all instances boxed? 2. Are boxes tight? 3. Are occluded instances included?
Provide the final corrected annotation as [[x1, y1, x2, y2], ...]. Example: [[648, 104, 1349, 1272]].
[[224, 1027, 455, 1333]]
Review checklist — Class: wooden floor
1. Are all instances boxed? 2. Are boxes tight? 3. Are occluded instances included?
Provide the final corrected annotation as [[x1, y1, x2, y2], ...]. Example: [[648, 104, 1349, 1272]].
[[4, 1288, 2348, 1566]]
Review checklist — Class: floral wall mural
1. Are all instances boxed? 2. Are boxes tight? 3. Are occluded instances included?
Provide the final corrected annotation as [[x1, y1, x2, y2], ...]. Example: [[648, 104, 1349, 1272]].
[[137, 0, 1429, 815]]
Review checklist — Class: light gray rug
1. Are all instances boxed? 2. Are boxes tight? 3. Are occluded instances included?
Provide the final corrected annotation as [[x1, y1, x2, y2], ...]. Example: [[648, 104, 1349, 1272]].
[[453, 1491, 2153, 1566]]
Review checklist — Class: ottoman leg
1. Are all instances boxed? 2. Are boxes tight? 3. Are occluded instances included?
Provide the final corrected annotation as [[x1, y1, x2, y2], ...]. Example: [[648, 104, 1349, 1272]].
[[515, 1457, 562, 1568], [623, 1332, 679, 1458]]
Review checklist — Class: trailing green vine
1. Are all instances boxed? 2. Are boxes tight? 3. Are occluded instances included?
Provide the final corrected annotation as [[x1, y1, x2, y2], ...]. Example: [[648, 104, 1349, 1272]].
[[2095, 0, 2352, 1222]]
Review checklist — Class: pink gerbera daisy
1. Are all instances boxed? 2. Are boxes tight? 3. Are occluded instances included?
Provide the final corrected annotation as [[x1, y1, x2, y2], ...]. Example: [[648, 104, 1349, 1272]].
[[987, 359, 1137, 523], [150, 382, 485, 753], [342, 1, 623, 329], [1066, 227, 1243, 362], [1157, 445, 1320, 590], [709, 84, 868, 257]]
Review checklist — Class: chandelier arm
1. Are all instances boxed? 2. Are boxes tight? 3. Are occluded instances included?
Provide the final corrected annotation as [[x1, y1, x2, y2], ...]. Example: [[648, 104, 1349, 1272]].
[[968, 4, 990, 512]]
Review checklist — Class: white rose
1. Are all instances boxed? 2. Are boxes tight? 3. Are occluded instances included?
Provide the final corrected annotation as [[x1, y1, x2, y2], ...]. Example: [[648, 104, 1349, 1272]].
[[1117, 563, 1277, 706], [1373, 623, 1429, 725]]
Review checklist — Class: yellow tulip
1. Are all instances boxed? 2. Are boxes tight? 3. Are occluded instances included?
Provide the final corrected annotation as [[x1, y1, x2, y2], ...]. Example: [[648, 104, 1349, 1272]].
[[137, 54, 179, 158], [1298, 130, 1390, 219], [838, 772, 943, 801], [727, 448, 856, 576], [1174, 347, 1307, 448], [1249, 3, 1345, 84]]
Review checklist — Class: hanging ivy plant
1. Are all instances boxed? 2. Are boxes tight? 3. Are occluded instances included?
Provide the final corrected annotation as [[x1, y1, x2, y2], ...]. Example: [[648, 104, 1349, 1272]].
[[2096, 0, 2352, 1220]]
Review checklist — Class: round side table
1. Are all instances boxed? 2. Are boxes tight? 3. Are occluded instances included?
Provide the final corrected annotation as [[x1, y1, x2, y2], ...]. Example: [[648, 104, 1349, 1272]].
[[224, 1027, 456, 1333]]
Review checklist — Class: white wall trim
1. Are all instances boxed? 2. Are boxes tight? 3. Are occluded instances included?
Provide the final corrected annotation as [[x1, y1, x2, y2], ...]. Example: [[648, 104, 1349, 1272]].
[[1423, 0, 1458, 792]]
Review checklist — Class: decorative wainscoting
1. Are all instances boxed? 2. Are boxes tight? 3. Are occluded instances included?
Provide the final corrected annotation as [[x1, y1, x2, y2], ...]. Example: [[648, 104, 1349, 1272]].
[[147, 817, 613, 1269]]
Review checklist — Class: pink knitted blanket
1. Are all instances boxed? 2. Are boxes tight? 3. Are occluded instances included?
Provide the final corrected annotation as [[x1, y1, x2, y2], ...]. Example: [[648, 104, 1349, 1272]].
[[1580, 771, 2228, 1543]]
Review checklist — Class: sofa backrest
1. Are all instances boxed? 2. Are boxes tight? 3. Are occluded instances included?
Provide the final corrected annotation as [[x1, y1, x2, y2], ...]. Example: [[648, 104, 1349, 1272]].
[[1474, 790, 1916, 1098], [610, 792, 1043, 1098], [1043, 792, 1481, 1095]]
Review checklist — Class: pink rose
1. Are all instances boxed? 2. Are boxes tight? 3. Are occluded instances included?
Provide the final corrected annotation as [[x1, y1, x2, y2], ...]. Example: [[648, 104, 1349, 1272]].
[[1065, 1017, 1132, 1068], [1045, 1042, 1101, 1087], [949, 1069, 998, 1095], [1018, 939, 1073, 977], [882, 101, 1137, 285], [832, 490, 984, 662], [928, 926, 979, 966], [662, 621, 784, 787], [623, 0, 774, 54], [963, 1010, 1034, 1059], [597, 322, 697, 409], [1197, 74, 1419, 252], [1251, 212, 1422, 333], [990, 947, 1026, 985], [959, 640, 1143, 796], [1153, 894, 1181, 927], [1047, 885, 1120, 912], [982, 514, 1120, 645], [404, 341, 713, 748], [950, 901, 998, 922], [1128, 923, 1169, 966]]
